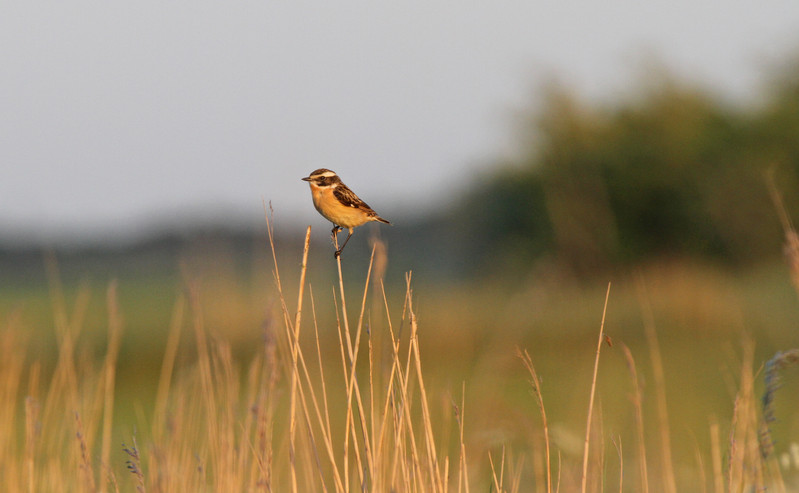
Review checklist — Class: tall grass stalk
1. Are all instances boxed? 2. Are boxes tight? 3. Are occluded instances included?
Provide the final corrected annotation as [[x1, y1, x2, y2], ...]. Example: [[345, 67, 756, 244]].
[[288, 226, 311, 493], [153, 294, 185, 440], [767, 170, 799, 296], [454, 382, 470, 493], [580, 282, 611, 493], [335, 236, 377, 489], [100, 281, 123, 481], [518, 347, 552, 493], [619, 342, 648, 493], [709, 418, 724, 493], [636, 276, 677, 493]]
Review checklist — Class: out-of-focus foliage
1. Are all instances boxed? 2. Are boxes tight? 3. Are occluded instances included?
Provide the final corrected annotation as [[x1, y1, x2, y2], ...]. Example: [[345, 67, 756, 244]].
[[445, 63, 799, 276]]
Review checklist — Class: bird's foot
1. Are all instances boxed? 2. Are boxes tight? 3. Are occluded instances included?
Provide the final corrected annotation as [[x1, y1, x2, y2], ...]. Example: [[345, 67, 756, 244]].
[[330, 225, 342, 244]]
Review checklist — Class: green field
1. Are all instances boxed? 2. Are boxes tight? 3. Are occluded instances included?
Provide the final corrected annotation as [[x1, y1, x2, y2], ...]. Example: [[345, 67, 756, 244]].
[[1, 229, 799, 492]]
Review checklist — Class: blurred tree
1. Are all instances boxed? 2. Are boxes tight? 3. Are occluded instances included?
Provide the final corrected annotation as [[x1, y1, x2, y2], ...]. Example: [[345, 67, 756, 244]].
[[446, 61, 799, 277]]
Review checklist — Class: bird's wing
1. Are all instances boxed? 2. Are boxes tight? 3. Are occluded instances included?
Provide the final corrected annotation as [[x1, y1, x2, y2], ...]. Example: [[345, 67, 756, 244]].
[[334, 184, 375, 213]]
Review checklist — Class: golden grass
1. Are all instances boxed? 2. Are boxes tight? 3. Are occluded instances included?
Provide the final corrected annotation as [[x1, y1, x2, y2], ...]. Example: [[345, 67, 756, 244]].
[[0, 214, 798, 491], [580, 282, 611, 493]]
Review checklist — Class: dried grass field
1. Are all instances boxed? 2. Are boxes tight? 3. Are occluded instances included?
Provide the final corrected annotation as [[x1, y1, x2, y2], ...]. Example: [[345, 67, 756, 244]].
[[1, 219, 799, 492]]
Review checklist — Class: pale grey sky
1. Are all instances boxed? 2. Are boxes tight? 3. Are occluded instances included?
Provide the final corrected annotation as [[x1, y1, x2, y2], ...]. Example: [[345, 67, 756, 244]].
[[2, 1, 798, 243]]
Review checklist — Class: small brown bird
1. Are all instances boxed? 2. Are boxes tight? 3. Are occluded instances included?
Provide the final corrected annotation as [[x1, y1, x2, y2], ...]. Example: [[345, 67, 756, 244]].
[[302, 168, 391, 258]]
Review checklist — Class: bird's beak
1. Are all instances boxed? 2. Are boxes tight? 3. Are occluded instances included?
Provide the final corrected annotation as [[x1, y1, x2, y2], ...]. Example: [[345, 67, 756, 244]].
[[301, 176, 312, 182]]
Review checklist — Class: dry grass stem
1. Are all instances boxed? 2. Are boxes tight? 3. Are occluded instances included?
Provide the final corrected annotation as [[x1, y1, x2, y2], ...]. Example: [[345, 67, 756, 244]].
[[636, 275, 677, 493], [709, 418, 724, 493], [766, 170, 799, 296], [580, 282, 611, 493], [620, 342, 648, 493], [518, 348, 552, 493], [288, 226, 312, 493]]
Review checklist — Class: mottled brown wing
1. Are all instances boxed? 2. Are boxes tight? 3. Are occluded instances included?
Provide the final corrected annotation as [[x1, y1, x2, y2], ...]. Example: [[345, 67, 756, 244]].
[[334, 184, 376, 213]]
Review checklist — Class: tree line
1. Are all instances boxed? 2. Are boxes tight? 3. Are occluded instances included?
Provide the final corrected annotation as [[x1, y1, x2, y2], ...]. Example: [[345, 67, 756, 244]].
[[437, 60, 799, 277]]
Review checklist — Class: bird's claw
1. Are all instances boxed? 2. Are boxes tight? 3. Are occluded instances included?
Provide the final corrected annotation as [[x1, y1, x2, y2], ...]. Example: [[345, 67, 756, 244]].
[[330, 225, 349, 259]]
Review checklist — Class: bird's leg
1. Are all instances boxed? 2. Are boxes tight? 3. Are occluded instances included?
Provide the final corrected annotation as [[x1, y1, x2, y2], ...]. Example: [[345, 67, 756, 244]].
[[330, 225, 342, 244], [334, 230, 354, 259]]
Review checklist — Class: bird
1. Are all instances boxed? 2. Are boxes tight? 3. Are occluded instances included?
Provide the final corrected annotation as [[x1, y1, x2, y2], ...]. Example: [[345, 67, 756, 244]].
[[301, 168, 390, 258]]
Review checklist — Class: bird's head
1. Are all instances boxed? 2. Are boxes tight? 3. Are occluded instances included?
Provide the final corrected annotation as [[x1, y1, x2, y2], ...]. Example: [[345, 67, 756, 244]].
[[302, 168, 340, 187]]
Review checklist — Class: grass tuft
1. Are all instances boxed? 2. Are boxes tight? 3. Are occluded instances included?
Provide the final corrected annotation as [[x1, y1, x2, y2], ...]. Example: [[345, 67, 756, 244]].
[[761, 349, 799, 459]]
